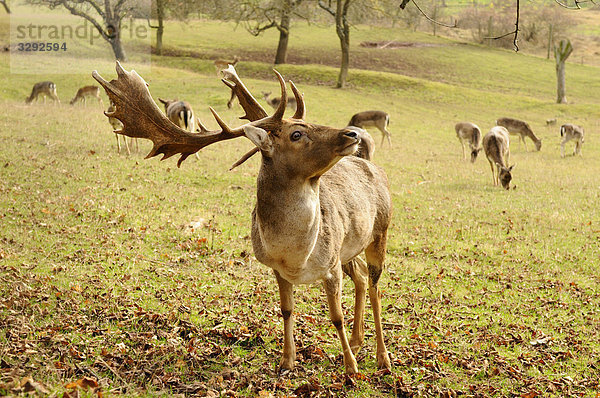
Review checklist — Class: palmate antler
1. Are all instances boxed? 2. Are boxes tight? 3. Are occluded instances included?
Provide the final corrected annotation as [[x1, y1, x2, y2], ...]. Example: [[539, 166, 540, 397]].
[[225, 67, 307, 170], [92, 62, 304, 168]]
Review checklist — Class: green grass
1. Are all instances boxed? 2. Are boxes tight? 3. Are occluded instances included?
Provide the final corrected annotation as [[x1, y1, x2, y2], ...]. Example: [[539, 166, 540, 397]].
[[1, 7, 600, 398]]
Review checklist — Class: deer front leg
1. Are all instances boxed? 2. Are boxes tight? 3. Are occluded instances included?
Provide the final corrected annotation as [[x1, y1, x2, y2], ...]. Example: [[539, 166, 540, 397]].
[[460, 140, 466, 160], [324, 266, 358, 374], [115, 133, 121, 153], [521, 135, 528, 152], [488, 160, 496, 185], [342, 258, 368, 355], [274, 270, 296, 372]]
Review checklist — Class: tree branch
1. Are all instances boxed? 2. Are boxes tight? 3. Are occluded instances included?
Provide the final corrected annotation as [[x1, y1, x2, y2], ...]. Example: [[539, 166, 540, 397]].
[[59, 0, 109, 40], [483, 0, 520, 51], [318, 0, 335, 17], [410, 0, 457, 28]]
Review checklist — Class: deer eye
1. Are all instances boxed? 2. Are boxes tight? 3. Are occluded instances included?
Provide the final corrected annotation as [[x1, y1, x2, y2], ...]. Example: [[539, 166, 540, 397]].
[[290, 131, 302, 141]]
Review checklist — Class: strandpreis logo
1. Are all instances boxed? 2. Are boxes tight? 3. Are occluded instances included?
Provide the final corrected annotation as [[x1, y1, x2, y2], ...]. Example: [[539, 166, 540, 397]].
[[10, 5, 151, 74]]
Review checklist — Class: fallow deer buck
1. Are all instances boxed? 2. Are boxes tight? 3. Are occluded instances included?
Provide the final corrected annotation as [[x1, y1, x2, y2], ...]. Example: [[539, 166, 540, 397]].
[[560, 123, 584, 157], [93, 62, 392, 374], [107, 101, 138, 155], [70, 85, 103, 106], [496, 117, 542, 152], [455, 122, 482, 162], [483, 126, 514, 190], [348, 111, 392, 147], [262, 91, 297, 110], [25, 81, 60, 104]]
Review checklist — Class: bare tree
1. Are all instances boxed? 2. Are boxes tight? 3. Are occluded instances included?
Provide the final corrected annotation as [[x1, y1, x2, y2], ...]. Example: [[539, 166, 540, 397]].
[[319, 0, 353, 88], [0, 0, 10, 13], [240, 0, 307, 64], [27, 0, 140, 61], [148, 0, 165, 55], [554, 39, 573, 104]]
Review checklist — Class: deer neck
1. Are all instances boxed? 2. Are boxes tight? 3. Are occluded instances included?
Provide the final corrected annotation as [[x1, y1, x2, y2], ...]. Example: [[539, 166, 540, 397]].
[[253, 161, 322, 273]]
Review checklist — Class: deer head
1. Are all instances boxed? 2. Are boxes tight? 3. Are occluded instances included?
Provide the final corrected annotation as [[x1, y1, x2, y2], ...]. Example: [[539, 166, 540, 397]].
[[497, 163, 515, 190]]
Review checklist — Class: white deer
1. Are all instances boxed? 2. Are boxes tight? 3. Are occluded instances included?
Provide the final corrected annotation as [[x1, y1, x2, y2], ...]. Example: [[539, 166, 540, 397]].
[[560, 123, 584, 157], [483, 126, 515, 190]]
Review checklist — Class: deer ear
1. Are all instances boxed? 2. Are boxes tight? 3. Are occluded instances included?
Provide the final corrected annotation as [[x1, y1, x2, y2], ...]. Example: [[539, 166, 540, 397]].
[[509, 164, 516, 171], [244, 126, 273, 155], [158, 98, 168, 105], [477, 148, 482, 153]]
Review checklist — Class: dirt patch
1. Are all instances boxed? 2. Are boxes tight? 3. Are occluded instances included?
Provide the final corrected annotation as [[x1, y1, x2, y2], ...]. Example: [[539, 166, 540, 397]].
[[359, 40, 443, 49]]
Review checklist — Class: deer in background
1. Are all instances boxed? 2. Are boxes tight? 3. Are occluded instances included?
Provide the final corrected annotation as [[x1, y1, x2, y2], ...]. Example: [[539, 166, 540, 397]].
[[107, 101, 138, 155], [496, 117, 542, 152], [348, 111, 391, 147], [25, 81, 60, 104], [93, 62, 392, 374], [70, 85, 103, 106], [262, 91, 297, 110], [455, 122, 482, 162], [483, 126, 514, 190], [158, 98, 195, 132], [213, 56, 239, 75], [560, 123, 584, 157], [213, 57, 241, 109]]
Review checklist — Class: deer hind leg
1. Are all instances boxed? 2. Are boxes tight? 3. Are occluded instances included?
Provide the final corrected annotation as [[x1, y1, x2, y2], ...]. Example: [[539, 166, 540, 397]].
[[274, 271, 296, 371], [342, 257, 368, 355], [364, 233, 391, 370], [324, 266, 358, 374], [460, 140, 466, 160], [560, 138, 567, 157], [124, 135, 131, 155]]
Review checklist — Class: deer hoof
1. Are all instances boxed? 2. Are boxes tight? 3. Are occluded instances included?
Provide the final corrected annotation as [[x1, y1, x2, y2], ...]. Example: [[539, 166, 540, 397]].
[[377, 352, 392, 370], [344, 359, 359, 374], [279, 356, 295, 373]]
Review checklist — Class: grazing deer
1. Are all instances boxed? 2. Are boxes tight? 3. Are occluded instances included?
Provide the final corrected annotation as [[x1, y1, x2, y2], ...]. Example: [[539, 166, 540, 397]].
[[213, 56, 240, 75], [348, 111, 391, 147], [158, 98, 195, 133], [483, 126, 514, 190], [70, 85, 103, 106], [93, 62, 392, 374], [25, 81, 60, 104], [455, 122, 482, 162], [107, 101, 138, 155], [496, 117, 542, 152], [546, 118, 557, 126], [560, 123, 584, 157], [214, 57, 241, 109], [349, 127, 375, 161], [262, 91, 297, 111]]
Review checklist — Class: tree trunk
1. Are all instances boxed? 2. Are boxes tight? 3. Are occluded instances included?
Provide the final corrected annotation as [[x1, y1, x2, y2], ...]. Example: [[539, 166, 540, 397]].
[[0, 0, 10, 14], [274, 13, 290, 64], [554, 39, 572, 104], [556, 61, 567, 104], [335, 0, 351, 88], [337, 31, 349, 88], [110, 35, 127, 61], [155, 0, 165, 55]]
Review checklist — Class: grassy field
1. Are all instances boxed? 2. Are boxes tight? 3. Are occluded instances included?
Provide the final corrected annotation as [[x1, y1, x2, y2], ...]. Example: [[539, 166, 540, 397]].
[[1, 7, 600, 398]]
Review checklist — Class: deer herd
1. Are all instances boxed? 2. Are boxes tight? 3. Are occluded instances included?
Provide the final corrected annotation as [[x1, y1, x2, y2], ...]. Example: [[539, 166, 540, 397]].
[[19, 59, 590, 374]]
